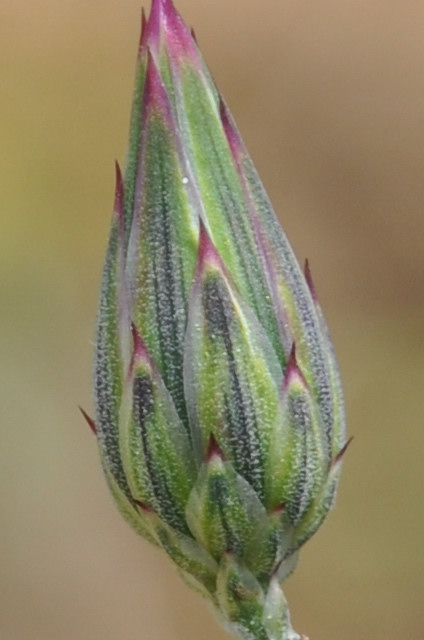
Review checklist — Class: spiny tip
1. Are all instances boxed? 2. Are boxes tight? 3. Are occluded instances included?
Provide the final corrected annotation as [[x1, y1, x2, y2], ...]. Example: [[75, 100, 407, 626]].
[[134, 499, 154, 513], [197, 219, 223, 271], [79, 406, 97, 436], [271, 503, 285, 516], [205, 433, 225, 462], [144, 47, 162, 95], [147, 0, 177, 43], [332, 436, 353, 468], [113, 161, 124, 222], [142, 48, 174, 122], [283, 342, 308, 391], [304, 259, 318, 303], [283, 342, 303, 388], [146, 0, 199, 65], [287, 342, 298, 370], [131, 322, 147, 358], [151, 0, 174, 16], [220, 97, 242, 158], [138, 8, 147, 54]]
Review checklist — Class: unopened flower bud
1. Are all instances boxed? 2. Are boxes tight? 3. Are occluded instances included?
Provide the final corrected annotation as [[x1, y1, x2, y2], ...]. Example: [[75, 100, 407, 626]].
[[91, 1, 348, 638]]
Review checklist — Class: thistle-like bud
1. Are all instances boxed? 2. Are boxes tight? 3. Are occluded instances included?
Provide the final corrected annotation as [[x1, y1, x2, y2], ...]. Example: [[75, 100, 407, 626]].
[[92, 1, 348, 638]]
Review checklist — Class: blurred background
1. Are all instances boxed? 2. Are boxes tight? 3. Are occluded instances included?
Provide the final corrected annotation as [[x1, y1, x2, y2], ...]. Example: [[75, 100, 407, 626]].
[[1, 0, 423, 639]]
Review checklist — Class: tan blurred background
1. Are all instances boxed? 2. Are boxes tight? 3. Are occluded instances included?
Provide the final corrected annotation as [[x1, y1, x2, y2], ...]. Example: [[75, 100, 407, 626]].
[[1, 0, 423, 638]]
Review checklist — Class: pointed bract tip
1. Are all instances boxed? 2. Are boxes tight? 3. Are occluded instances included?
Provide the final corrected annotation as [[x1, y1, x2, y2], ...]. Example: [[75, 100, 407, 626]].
[[142, 0, 178, 53], [271, 503, 285, 516], [147, 0, 199, 65], [283, 343, 307, 391], [205, 433, 225, 462], [143, 0, 162, 47], [197, 219, 222, 270], [220, 97, 243, 158], [138, 8, 147, 54], [143, 49, 173, 119], [150, 0, 172, 14], [145, 47, 161, 91], [190, 26, 198, 43], [128, 324, 156, 382], [134, 499, 154, 513], [332, 436, 353, 468], [79, 406, 97, 436], [146, 0, 172, 45], [287, 342, 297, 370], [113, 161, 124, 223], [131, 322, 148, 359], [304, 259, 318, 303]]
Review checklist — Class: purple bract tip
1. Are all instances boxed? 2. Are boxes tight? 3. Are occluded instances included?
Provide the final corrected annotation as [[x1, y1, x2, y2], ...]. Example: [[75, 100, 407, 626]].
[[114, 161, 124, 223], [142, 0, 162, 50], [134, 499, 154, 513], [144, 0, 199, 65], [79, 406, 97, 436], [131, 322, 149, 361], [332, 436, 353, 468], [197, 219, 223, 272], [138, 8, 148, 55], [143, 49, 173, 122], [304, 259, 318, 304], [271, 503, 285, 516], [205, 433, 225, 462], [282, 343, 307, 391], [220, 97, 243, 159], [153, 0, 178, 20]]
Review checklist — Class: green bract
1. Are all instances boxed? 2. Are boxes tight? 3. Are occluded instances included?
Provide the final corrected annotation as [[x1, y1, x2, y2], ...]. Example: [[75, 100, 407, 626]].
[[92, 1, 348, 638]]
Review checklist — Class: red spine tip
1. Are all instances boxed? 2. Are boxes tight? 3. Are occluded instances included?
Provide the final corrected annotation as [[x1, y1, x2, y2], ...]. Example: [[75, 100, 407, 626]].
[[143, 0, 162, 49], [205, 433, 225, 462], [283, 342, 307, 390], [138, 8, 147, 54], [332, 436, 353, 468], [153, 0, 200, 63], [271, 503, 285, 516], [114, 161, 124, 222], [197, 219, 222, 271], [134, 499, 153, 513], [197, 218, 212, 260], [220, 97, 242, 158], [79, 406, 97, 436], [131, 322, 146, 358], [287, 342, 297, 370], [304, 259, 318, 303], [159, 0, 177, 19], [128, 323, 154, 381], [144, 48, 162, 98], [143, 49, 174, 124], [285, 342, 298, 381]]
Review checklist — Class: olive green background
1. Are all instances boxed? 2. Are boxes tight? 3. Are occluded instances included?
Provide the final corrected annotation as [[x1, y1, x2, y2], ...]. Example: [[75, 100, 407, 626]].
[[1, 1, 423, 639]]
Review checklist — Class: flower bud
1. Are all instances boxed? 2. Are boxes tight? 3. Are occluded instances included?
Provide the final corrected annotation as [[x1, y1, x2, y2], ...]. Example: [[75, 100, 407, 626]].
[[92, 1, 348, 638]]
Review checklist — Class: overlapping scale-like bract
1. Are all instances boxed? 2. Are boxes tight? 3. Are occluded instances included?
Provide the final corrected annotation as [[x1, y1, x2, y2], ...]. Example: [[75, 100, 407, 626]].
[[92, 1, 347, 638]]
